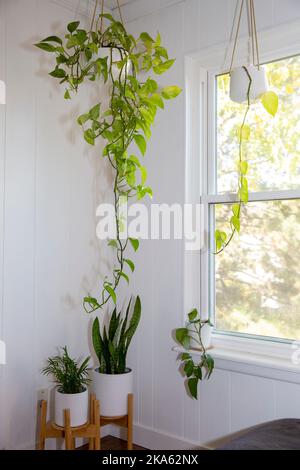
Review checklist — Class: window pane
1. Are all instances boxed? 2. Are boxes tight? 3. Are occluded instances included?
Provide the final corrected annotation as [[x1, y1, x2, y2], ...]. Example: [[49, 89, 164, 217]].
[[215, 199, 300, 340], [217, 56, 300, 193]]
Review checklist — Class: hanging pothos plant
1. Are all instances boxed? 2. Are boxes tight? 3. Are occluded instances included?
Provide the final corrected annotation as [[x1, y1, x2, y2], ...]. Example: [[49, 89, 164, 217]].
[[35, 13, 181, 311], [214, 73, 279, 254]]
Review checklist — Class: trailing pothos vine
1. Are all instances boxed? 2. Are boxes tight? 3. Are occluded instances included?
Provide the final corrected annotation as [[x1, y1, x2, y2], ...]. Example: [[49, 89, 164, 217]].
[[214, 68, 279, 254], [35, 14, 181, 311]]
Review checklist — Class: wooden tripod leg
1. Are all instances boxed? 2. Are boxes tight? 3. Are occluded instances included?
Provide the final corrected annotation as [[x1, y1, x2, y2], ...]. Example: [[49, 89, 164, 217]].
[[64, 409, 72, 450], [89, 394, 95, 450], [127, 394, 133, 450], [94, 399, 100, 450], [38, 400, 47, 450]]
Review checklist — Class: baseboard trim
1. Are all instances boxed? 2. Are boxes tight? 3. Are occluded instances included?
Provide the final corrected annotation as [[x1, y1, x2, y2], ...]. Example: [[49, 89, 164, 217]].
[[109, 422, 209, 450]]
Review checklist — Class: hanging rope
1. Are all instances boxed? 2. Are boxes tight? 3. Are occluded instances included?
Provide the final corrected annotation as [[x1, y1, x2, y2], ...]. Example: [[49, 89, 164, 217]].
[[91, 0, 99, 31], [117, 0, 124, 25], [251, 0, 261, 69], [99, 0, 105, 34], [229, 0, 261, 73], [229, 0, 245, 73], [247, 0, 255, 66]]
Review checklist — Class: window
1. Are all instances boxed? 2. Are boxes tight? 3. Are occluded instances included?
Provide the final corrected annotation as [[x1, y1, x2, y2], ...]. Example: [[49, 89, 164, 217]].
[[208, 55, 300, 342]]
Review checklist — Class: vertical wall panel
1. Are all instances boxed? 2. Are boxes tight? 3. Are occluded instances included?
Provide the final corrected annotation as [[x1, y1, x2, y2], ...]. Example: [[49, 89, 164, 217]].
[[230, 373, 275, 433], [275, 381, 300, 419], [0, 0, 6, 449], [1, 0, 105, 449]]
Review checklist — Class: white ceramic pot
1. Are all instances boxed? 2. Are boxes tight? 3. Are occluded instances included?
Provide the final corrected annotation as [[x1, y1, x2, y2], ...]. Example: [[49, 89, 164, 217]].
[[54, 388, 89, 428], [189, 323, 213, 350], [92, 368, 133, 417], [200, 323, 213, 349], [230, 65, 268, 103]]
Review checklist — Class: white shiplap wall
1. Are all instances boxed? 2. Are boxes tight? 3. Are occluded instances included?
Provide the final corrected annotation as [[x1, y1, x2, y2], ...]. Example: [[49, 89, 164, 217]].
[[1, 0, 300, 450], [0, 0, 113, 449]]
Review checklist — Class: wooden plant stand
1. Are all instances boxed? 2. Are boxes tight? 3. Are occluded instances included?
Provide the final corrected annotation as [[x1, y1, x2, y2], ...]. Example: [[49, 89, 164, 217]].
[[100, 394, 133, 450], [38, 393, 100, 450]]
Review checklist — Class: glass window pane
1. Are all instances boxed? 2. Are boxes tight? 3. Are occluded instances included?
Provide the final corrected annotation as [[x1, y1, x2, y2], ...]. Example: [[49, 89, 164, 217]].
[[217, 56, 300, 194], [215, 199, 300, 340]]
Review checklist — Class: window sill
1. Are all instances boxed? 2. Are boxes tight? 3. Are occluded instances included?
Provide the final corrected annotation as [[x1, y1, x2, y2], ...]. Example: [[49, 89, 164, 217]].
[[173, 333, 300, 384]]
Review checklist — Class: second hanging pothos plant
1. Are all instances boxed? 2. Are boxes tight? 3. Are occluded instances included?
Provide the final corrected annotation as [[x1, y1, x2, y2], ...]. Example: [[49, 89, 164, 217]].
[[35, 13, 181, 311], [214, 68, 279, 254]]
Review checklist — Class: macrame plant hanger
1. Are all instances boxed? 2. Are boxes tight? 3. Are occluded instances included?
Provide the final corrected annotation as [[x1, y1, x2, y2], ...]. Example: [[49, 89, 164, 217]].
[[229, 0, 268, 103], [91, 0, 123, 33]]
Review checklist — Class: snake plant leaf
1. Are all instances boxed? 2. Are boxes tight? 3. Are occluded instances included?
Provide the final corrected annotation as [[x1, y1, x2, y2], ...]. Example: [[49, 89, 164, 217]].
[[124, 296, 141, 353], [92, 317, 102, 364], [261, 91, 279, 117], [108, 308, 118, 341]]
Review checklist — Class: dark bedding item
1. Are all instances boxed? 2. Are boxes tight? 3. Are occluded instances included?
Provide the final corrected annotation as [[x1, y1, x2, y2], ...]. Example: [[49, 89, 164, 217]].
[[218, 419, 300, 450]]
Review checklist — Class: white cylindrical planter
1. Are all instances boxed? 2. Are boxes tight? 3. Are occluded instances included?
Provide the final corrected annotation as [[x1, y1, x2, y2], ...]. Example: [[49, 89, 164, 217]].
[[230, 65, 268, 103], [54, 388, 89, 428], [92, 369, 133, 417]]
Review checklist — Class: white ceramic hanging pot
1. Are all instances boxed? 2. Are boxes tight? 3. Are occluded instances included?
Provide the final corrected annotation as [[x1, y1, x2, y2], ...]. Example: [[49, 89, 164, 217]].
[[54, 388, 89, 427], [96, 47, 130, 80], [92, 368, 133, 417], [229, 65, 268, 103]]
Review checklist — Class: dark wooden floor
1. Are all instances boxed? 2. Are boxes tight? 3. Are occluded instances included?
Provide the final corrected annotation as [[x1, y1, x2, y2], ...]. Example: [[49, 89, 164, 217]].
[[102, 435, 146, 450], [78, 435, 147, 451]]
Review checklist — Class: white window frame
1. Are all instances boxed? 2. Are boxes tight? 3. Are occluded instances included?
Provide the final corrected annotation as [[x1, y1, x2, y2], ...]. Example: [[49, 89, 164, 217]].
[[184, 19, 300, 363]]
